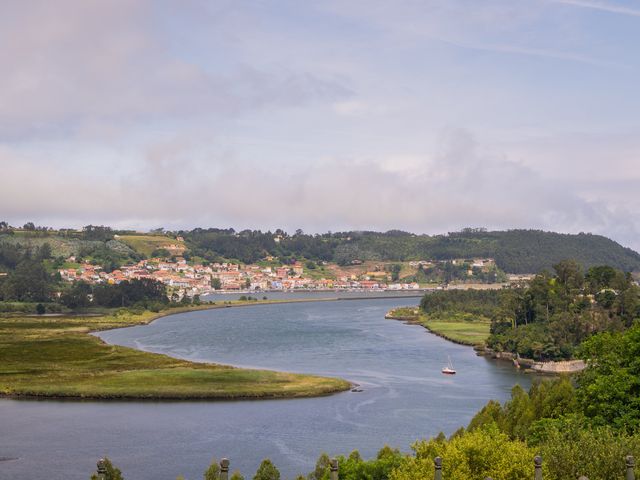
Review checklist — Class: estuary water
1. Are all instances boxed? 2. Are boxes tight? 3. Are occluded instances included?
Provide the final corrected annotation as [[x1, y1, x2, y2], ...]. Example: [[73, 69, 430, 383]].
[[0, 297, 531, 480]]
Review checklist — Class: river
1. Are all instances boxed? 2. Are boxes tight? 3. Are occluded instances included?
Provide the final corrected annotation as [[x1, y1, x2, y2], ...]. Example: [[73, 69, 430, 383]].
[[0, 297, 531, 480]]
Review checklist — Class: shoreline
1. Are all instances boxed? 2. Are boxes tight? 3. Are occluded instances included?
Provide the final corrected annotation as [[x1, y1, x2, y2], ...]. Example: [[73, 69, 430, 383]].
[[0, 300, 361, 401], [89, 294, 424, 334], [385, 308, 585, 375]]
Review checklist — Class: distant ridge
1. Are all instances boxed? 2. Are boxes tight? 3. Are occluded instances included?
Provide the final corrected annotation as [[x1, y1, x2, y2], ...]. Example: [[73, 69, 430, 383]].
[[433, 230, 640, 274], [2, 227, 638, 274], [181, 228, 640, 274]]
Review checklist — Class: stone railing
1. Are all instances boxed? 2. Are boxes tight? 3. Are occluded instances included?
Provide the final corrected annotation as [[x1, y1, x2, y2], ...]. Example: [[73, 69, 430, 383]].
[[92, 454, 636, 480]]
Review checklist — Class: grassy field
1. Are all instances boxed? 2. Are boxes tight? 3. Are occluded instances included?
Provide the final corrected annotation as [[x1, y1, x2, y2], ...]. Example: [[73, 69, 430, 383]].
[[422, 319, 491, 346], [0, 306, 350, 399], [117, 234, 186, 257], [386, 307, 491, 347]]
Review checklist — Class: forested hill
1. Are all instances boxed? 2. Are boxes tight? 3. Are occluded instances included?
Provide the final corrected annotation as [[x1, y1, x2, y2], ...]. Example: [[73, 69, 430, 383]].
[[183, 228, 640, 274], [2, 224, 638, 274], [438, 230, 640, 273]]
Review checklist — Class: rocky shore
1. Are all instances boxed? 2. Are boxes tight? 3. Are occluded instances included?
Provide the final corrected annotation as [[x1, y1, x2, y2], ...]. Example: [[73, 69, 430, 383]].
[[474, 346, 586, 374]]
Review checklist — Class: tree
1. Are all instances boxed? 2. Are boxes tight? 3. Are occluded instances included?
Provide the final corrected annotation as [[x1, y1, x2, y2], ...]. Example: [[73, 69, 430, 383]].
[[82, 225, 114, 241], [386, 264, 402, 282], [151, 248, 171, 258], [467, 378, 577, 441], [309, 453, 331, 480], [535, 417, 640, 480], [253, 459, 280, 480], [204, 458, 220, 480], [577, 324, 640, 431], [37, 242, 52, 260], [211, 278, 222, 290], [2, 258, 52, 301], [390, 425, 534, 480], [230, 471, 245, 480], [90, 458, 124, 480], [60, 282, 92, 309]]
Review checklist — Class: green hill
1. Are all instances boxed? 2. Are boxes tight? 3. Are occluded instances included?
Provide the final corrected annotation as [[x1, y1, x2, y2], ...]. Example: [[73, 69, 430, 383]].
[[182, 228, 640, 274], [2, 226, 638, 274], [347, 230, 640, 273]]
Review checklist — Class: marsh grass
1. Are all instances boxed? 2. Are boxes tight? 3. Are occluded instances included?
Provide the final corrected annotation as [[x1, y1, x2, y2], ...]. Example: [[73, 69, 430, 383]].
[[0, 306, 350, 399]]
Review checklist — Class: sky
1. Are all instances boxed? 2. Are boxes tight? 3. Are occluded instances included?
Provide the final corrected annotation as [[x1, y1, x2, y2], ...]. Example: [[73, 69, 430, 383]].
[[1, 0, 639, 250]]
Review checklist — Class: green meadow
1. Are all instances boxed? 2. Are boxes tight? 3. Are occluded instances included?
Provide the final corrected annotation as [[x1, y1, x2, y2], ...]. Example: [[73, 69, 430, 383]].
[[0, 307, 350, 399]]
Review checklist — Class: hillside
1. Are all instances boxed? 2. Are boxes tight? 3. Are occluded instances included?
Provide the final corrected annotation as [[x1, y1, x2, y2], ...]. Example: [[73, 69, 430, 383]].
[[2, 226, 638, 274], [182, 229, 640, 274]]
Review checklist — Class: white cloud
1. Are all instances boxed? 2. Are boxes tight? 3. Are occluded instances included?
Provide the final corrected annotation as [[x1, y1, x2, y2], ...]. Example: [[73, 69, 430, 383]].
[[2, 129, 638, 250], [551, 0, 640, 17], [0, 0, 639, 254], [0, 1, 351, 139]]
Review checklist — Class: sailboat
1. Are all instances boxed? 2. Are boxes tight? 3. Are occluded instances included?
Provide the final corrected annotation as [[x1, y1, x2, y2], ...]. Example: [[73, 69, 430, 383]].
[[442, 355, 456, 375]]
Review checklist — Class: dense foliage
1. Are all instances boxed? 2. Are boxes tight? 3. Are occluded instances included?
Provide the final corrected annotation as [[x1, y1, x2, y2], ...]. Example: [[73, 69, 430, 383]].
[[60, 278, 168, 309], [180, 228, 640, 274], [420, 289, 504, 319], [0, 240, 168, 311], [3, 223, 639, 274], [419, 261, 640, 360], [0, 242, 56, 302], [467, 378, 640, 480], [391, 425, 534, 480], [577, 323, 640, 431], [488, 261, 640, 360]]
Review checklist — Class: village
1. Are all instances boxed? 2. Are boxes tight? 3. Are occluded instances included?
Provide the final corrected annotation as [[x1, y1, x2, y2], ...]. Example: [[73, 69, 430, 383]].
[[57, 255, 519, 299], [58, 258, 423, 297]]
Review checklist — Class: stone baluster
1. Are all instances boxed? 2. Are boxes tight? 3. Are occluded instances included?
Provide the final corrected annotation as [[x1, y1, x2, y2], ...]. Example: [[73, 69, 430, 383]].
[[330, 458, 339, 480], [96, 458, 107, 480], [534, 456, 543, 480], [220, 458, 230, 480], [434, 457, 442, 480], [627, 456, 636, 480]]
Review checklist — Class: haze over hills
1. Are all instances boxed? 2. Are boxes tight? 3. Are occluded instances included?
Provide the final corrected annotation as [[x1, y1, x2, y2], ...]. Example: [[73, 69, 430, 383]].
[[2, 225, 638, 274]]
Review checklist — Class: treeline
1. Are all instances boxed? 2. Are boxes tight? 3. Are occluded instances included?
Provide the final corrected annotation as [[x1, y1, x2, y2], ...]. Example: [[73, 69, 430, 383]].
[[0, 225, 140, 273], [420, 289, 505, 319], [4, 222, 640, 274], [60, 278, 168, 310], [180, 228, 640, 274], [0, 241, 170, 312], [419, 261, 640, 360], [488, 261, 640, 359], [0, 242, 56, 302], [0, 223, 134, 241]]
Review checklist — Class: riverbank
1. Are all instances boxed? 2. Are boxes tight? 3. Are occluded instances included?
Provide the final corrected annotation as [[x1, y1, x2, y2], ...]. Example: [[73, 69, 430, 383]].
[[0, 300, 351, 400], [385, 307, 585, 374], [385, 307, 490, 347]]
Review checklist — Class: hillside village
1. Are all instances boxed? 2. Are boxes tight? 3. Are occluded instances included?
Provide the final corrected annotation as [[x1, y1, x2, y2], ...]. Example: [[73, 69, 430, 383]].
[[57, 256, 509, 298]]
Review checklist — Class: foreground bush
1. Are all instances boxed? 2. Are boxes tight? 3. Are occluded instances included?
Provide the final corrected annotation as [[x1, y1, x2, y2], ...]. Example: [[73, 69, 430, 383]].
[[390, 425, 534, 480]]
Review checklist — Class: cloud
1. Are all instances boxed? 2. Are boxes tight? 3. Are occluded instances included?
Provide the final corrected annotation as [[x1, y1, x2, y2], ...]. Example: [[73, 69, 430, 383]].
[[0, 1, 351, 139], [436, 38, 625, 68], [321, 0, 618, 68], [2, 129, 638, 251], [550, 0, 640, 17], [1, 0, 639, 254]]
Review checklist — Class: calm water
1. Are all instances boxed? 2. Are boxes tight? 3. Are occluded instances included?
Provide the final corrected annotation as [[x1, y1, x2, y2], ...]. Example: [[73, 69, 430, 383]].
[[0, 298, 531, 480], [202, 290, 426, 301]]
